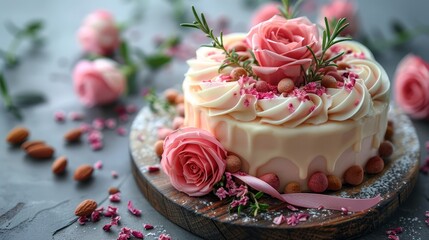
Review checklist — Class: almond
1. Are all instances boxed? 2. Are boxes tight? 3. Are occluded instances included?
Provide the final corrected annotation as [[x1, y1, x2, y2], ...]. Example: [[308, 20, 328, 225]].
[[74, 199, 97, 216], [6, 127, 29, 145], [284, 182, 301, 193], [64, 128, 82, 142], [26, 144, 54, 159], [52, 156, 67, 174], [108, 187, 120, 195], [74, 164, 94, 181], [21, 140, 45, 151]]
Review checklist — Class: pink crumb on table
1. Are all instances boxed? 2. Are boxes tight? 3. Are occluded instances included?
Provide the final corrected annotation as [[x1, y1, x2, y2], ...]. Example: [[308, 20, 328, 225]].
[[273, 215, 285, 225], [69, 111, 84, 121], [54, 111, 66, 122], [105, 118, 117, 129], [127, 200, 142, 216], [109, 192, 121, 202], [158, 233, 172, 240], [111, 170, 119, 178], [94, 160, 103, 169], [143, 223, 154, 230], [92, 118, 105, 130], [116, 127, 127, 136]]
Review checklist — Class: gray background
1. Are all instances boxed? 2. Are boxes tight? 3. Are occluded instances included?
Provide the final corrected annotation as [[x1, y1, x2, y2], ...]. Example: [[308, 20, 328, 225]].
[[1, 0, 429, 239]]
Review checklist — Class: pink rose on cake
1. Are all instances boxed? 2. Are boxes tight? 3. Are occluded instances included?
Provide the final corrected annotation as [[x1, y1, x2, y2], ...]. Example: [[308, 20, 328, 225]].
[[320, 0, 358, 37], [394, 54, 429, 119], [73, 58, 126, 107], [246, 15, 321, 86], [77, 10, 120, 55], [161, 127, 227, 197]]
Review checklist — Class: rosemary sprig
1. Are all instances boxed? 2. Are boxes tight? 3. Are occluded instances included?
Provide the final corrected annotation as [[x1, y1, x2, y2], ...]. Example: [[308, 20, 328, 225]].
[[304, 17, 351, 83], [0, 72, 22, 119], [249, 191, 269, 217], [143, 88, 173, 114], [181, 6, 256, 77], [279, 0, 303, 19]]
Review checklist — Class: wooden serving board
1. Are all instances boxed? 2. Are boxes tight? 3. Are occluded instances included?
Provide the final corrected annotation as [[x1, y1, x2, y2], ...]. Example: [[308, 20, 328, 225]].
[[129, 108, 420, 240]]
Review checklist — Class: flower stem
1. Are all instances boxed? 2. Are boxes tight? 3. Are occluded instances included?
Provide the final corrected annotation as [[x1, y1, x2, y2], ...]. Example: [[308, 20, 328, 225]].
[[0, 72, 22, 119]]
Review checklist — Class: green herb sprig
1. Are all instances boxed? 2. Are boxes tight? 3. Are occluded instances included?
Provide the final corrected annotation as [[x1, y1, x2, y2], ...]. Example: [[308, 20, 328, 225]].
[[143, 88, 173, 114], [249, 191, 269, 217], [279, 0, 303, 19], [304, 17, 351, 84], [181, 6, 256, 78], [0, 72, 21, 119]]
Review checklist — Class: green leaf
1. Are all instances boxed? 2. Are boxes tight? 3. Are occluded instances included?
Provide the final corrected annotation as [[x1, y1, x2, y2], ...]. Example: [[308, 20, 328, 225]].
[[23, 20, 44, 37], [144, 54, 172, 70], [0, 72, 8, 98], [120, 41, 132, 65], [254, 191, 264, 199], [12, 91, 45, 107]]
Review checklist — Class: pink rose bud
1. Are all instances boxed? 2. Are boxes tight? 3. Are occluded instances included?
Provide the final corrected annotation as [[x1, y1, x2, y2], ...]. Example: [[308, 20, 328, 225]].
[[320, 0, 359, 37], [73, 58, 126, 107], [246, 16, 321, 85], [250, 3, 281, 27], [394, 54, 429, 119], [77, 10, 120, 55]]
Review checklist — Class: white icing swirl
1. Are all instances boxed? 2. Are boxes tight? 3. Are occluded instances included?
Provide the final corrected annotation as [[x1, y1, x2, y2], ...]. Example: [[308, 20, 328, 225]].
[[327, 79, 372, 121], [346, 59, 390, 101], [334, 40, 374, 60], [257, 94, 331, 127]]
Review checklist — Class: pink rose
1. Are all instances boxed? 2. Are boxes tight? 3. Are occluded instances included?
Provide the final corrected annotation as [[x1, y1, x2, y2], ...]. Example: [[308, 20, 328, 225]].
[[320, 0, 358, 37], [77, 10, 120, 55], [394, 54, 429, 119], [73, 58, 126, 107], [250, 3, 281, 27], [247, 16, 321, 85], [161, 127, 227, 197]]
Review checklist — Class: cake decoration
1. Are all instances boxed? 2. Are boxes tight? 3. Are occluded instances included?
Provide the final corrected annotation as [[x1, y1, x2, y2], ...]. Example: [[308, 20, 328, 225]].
[[158, 0, 392, 216]]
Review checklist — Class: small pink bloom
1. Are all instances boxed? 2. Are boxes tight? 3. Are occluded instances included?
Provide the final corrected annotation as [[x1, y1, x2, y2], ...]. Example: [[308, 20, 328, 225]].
[[104, 206, 118, 217], [286, 214, 299, 226], [116, 127, 127, 136], [215, 187, 229, 200], [297, 213, 310, 222], [320, 0, 358, 37], [111, 170, 119, 178], [69, 111, 84, 121], [250, 3, 281, 27], [109, 193, 121, 202], [287, 205, 299, 212], [77, 10, 120, 55], [80, 123, 92, 133], [105, 118, 117, 129], [161, 127, 227, 197], [73, 58, 126, 107], [273, 214, 286, 225], [103, 223, 112, 231], [394, 54, 429, 119], [386, 227, 403, 235], [54, 111, 66, 122], [92, 118, 105, 130], [131, 230, 144, 239], [247, 16, 321, 85], [111, 215, 121, 225], [118, 227, 132, 240], [127, 201, 142, 216], [143, 224, 154, 230], [91, 141, 103, 151], [94, 160, 103, 169], [87, 130, 103, 143], [158, 234, 171, 240], [78, 216, 88, 225], [126, 104, 137, 114], [387, 235, 399, 240], [91, 210, 101, 222]]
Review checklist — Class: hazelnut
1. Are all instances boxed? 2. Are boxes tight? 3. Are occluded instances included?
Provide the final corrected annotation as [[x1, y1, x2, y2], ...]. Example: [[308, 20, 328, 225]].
[[365, 156, 385, 174], [321, 75, 338, 88], [164, 89, 179, 104], [108, 187, 120, 195], [277, 78, 295, 94], [284, 182, 301, 193], [337, 62, 351, 70], [379, 140, 394, 159], [225, 155, 242, 173], [327, 175, 342, 191], [343, 165, 364, 186], [255, 81, 270, 93], [385, 125, 394, 141], [326, 71, 344, 82], [230, 68, 247, 80], [258, 173, 280, 190], [307, 172, 328, 193], [154, 140, 164, 157]]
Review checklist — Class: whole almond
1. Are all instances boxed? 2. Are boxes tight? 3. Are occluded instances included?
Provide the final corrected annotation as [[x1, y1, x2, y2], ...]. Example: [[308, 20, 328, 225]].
[[27, 144, 54, 159], [6, 127, 29, 145], [21, 140, 45, 151], [74, 199, 97, 216], [284, 182, 301, 193], [64, 128, 82, 142], [108, 187, 120, 195], [52, 156, 68, 174], [74, 164, 94, 181]]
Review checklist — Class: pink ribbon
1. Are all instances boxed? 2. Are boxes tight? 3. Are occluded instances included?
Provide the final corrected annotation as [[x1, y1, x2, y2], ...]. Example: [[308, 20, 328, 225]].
[[232, 173, 381, 212]]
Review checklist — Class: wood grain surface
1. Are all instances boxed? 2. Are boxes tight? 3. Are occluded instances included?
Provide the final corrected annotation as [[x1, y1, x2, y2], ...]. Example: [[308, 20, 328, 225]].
[[129, 108, 420, 240]]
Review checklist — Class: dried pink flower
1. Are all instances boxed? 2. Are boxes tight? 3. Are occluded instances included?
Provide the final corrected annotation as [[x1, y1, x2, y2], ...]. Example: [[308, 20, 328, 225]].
[[387, 235, 400, 240], [111, 170, 119, 178], [91, 141, 103, 151], [87, 130, 103, 143], [111, 215, 121, 225], [105, 118, 117, 129], [127, 201, 142, 216], [91, 210, 101, 222], [386, 227, 404, 235], [78, 216, 88, 225], [119, 114, 129, 122], [94, 160, 103, 169], [54, 111, 66, 122], [273, 215, 286, 225], [131, 230, 144, 239], [147, 165, 160, 173], [143, 224, 154, 230], [287, 205, 299, 212], [80, 123, 92, 133], [116, 127, 127, 136], [126, 104, 137, 114], [215, 187, 229, 200], [426, 211, 429, 218], [158, 233, 171, 240], [69, 111, 84, 121], [286, 214, 299, 226], [341, 207, 350, 215], [103, 223, 112, 232], [297, 213, 310, 222], [104, 206, 118, 217], [109, 193, 121, 202], [92, 118, 105, 130]]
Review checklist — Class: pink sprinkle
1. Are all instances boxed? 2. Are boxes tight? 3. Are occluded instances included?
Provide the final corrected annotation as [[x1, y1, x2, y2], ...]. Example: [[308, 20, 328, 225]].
[[126, 104, 137, 114], [341, 207, 350, 215], [119, 114, 129, 122], [287, 205, 299, 212], [94, 160, 103, 169], [116, 127, 127, 136], [91, 141, 103, 151], [273, 215, 286, 225], [143, 224, 154, 230], [244, 99, 250, 107], [132, 230, 144, 239], [80, 123, 92, 133], [87, 130, 103, 143], [387, 235, 400, 240], [288, 103, 295, 113], [54, 111, 66, 122], [111, 170, 119, 178], [147, 165, 160, 173], [109, 193, 121, 202], [69, 111, 84, 121], [354, 99, 360, 106], [297, 213, 310, 222], [425, 211, 429, 217], [158, 234, 171, 240], [103, 223, 112, 232], [286, 214, 299, 226], [105, 118, 117, 129], [127, 201, 142, 216], [386, 227, 403, 235], [92, 118, 105, 130], [111, 215, 121, 225], [104, 206, 118, 217], [78, 216, 88, 225]]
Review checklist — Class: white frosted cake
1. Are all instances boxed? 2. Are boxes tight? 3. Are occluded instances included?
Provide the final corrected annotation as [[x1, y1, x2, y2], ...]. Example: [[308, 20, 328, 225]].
[[182, 32, 390, 192]]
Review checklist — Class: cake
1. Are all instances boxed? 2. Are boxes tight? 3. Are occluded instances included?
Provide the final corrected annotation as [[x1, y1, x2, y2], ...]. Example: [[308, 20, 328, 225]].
[[181, 18, 390, 193]]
